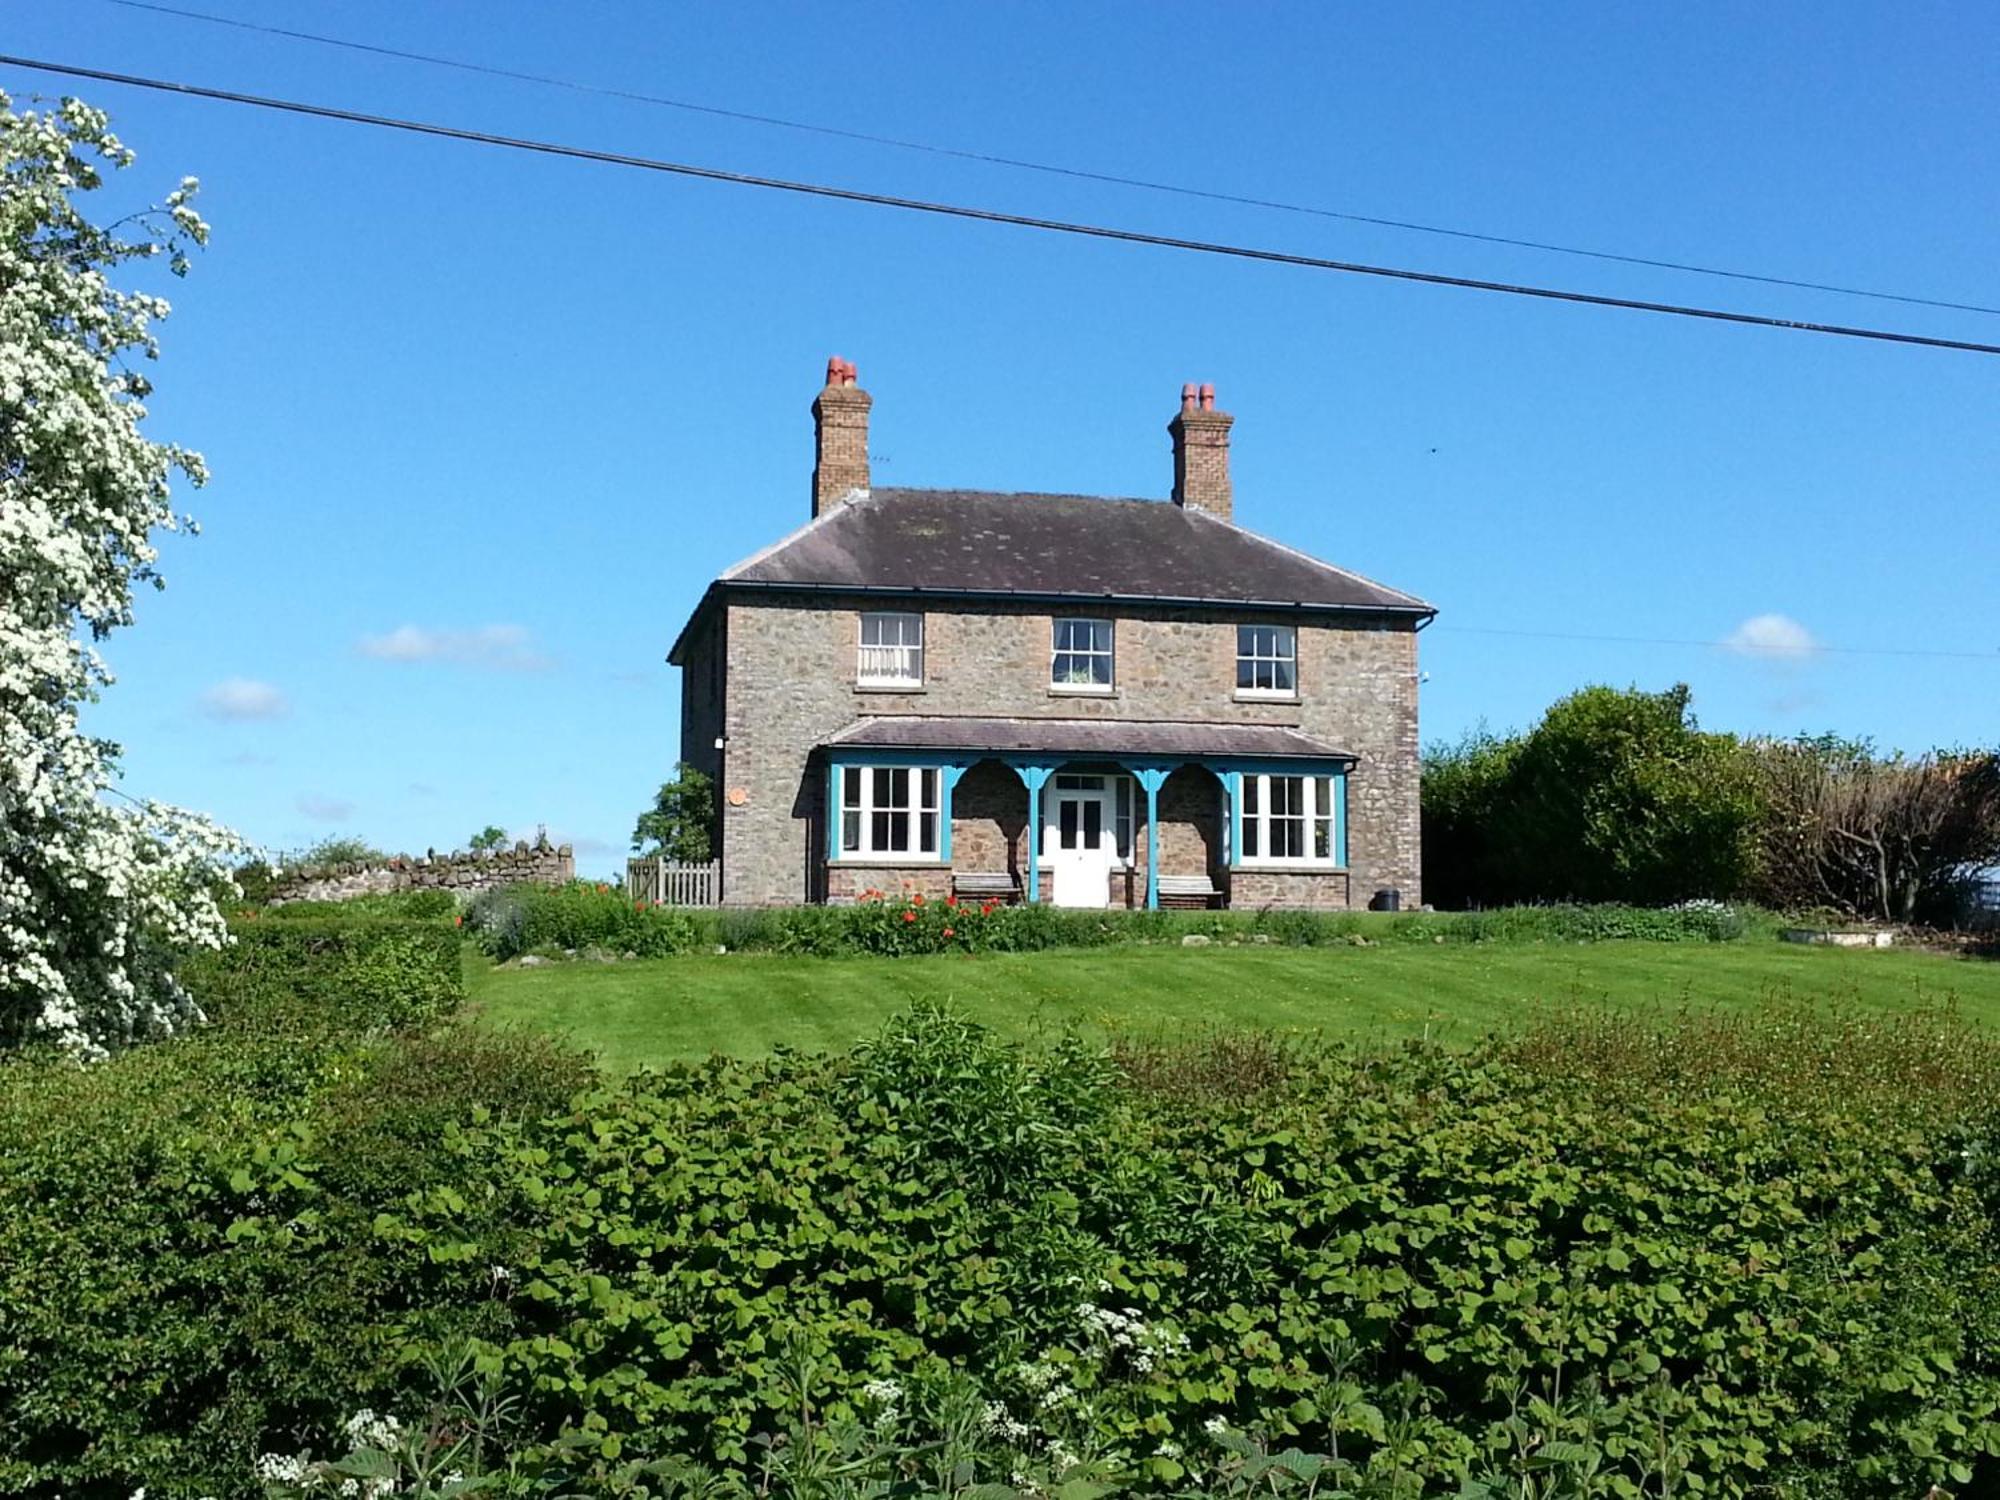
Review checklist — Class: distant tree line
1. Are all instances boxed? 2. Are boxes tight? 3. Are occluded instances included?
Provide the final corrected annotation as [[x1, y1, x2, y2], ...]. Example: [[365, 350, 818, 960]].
[[1423, 684, 2000, 926]]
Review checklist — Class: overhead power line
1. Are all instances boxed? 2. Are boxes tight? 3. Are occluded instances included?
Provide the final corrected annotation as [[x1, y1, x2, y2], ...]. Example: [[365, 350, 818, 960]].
[[1432, 624, 2000, 663], [97, 0, 2000, 319], [6, 54, 2000, 358]]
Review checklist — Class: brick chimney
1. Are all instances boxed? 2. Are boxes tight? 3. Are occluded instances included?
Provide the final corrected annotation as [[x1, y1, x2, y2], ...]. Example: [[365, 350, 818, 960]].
[[1169, 381, 1233, 521], [811, 356, 871, 518]]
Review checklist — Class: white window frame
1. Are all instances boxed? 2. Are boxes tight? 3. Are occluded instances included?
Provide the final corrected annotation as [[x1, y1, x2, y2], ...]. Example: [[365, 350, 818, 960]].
[[1051, 617, 1115, 692], [837, 764, 941, 861], [1236, 624, 1298, 698], [857, 612, 924, 688], [1237, 773, 1340, 868]]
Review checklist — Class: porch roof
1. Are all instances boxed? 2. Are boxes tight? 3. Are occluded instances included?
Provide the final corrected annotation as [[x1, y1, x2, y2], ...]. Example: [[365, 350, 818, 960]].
[[823, 715, 1356, 764]]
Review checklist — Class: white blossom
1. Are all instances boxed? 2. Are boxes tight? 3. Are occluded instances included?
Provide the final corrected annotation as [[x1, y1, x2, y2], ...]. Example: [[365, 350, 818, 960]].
[[253, 1453, 310, 1484], [0, 90, 247, 1056], [340, 1408, 405, 1449]]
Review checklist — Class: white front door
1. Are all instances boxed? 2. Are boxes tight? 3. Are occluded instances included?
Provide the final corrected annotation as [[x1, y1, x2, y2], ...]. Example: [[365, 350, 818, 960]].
[[1045, 775, 1116, 908]]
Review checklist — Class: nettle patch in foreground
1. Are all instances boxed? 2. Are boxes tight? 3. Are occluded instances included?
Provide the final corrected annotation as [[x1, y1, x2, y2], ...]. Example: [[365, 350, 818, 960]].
[[366, 1004, 2000, 1498], [7, 993, 2000, 1499]]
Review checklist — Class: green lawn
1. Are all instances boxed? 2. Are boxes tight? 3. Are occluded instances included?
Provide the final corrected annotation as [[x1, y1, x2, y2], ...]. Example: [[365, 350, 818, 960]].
[[466, 937, 2000, 1071]]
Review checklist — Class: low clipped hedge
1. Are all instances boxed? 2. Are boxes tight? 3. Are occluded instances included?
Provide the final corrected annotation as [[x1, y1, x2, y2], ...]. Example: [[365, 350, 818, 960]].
[[180, 914, 464, 1032], [466, 881, 1756, 962]]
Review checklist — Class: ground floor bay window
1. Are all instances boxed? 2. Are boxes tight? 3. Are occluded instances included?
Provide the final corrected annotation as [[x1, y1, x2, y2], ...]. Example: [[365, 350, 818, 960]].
[[837, 764, 940, 858], [1237, 772, 1341, 865]]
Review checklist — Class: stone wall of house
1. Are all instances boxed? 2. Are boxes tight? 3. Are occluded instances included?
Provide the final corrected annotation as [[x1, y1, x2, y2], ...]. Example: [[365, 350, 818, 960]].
[[677, 606, 727, 791], [268, 839, 574, 905], [1229, 868, 1355, 911], [823, 864, 953, 905], [699, 590, 1421, 908]]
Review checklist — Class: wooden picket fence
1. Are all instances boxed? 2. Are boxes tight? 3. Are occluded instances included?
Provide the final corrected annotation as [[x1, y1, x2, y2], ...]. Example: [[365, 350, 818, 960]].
[[625, 857, 720, 907]]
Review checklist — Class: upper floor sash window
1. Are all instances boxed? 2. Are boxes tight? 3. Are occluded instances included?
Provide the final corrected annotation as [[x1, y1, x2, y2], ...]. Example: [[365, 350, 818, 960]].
[[1051, 617, 1114, 691], [858, 612, 924, 687], [1237, 624, 1297, 696]]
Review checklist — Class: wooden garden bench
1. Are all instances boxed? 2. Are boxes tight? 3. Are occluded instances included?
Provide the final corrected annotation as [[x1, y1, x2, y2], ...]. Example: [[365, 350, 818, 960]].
[[952, 871, 1021, 904], [1157, 873, 1222, 910]]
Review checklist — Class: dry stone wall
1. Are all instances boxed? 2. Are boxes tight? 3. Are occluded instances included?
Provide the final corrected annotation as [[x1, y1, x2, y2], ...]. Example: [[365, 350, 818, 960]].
[[269, 838, 574, 905]]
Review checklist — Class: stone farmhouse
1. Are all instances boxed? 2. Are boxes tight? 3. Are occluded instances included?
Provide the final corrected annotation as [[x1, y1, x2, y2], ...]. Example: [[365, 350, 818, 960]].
[[668, 360, 1435, 910]]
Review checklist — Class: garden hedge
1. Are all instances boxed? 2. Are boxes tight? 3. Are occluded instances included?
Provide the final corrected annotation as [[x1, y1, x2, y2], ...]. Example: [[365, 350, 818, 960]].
[[464, 881, 1757, 962], [179, 913, 464, 1033], [9, 999, 1995, 1497]]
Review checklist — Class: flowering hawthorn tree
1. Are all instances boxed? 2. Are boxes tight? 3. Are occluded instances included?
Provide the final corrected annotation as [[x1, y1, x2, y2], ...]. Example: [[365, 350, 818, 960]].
[[1, 91, 247, 1056]]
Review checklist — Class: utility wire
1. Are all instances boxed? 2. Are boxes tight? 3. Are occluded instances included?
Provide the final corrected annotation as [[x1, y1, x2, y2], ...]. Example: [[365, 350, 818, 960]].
[[6, 54, 2000, 358], [1431, 624, 2000, 662], [96, 0, 2000, 319]]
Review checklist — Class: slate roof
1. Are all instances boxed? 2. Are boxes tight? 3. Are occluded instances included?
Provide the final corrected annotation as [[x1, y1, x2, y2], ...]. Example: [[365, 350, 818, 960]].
[[720, 488, 1431, 613], [824, 716, 1356, 764]]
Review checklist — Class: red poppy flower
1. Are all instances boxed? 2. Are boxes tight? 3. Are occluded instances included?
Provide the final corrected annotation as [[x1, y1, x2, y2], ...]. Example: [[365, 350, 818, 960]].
[[454, 914, 463, 928], [980, 902, 995, 916], [902, 911, 916, 923], [942, 927, 955, 938], [945, 896, 959, 909], [912, 894, 925, 906]]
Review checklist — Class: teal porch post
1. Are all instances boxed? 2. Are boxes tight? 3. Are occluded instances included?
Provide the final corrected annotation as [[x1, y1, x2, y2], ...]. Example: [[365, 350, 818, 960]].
[[1010, 764, 1055, 902], [1225, 770, 1244, 870], [826, 761, 844, 865], [937, 763, 968, 862], [1134, 767, 1169, 911]]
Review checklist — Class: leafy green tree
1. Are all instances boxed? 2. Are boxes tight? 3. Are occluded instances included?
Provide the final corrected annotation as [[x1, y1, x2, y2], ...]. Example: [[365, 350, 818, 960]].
[[631, 765, 716, 863], [1423, 685, 1762, 908], [468, 825, 508, 852], [1420, 726, 1522, 909], [295, 836, 387, 869], [1495, 684, 1761, 904]]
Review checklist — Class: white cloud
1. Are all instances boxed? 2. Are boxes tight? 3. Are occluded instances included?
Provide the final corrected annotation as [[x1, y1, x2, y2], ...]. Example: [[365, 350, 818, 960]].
[[198, 677, 290, 722], [296, 792, 356, 823], [357, 623, 553, 672], [1722, 613, 1819, 662], [220, 750, 277, 768]]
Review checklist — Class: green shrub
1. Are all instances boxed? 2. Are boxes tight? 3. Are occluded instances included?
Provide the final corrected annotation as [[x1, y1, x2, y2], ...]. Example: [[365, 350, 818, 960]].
[[0, 1023, 582, 1499], [181, 915, 465, 1033], [370, 1005, 2000, 1497], [464, 880, 709, 961], [1423, 684, 1764, 908], [466, 883, 1755, 965], [259, 887, 460, 921], [8, 1004, 2000, 1497]]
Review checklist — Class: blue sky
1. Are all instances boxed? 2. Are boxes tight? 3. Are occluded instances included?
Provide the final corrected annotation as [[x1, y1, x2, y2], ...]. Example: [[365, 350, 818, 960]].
[[12, 3, 1997, 875]]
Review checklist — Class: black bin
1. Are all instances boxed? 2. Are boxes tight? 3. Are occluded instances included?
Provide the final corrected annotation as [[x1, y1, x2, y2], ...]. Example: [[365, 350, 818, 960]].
[[1370, 888, 1401, 913]]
